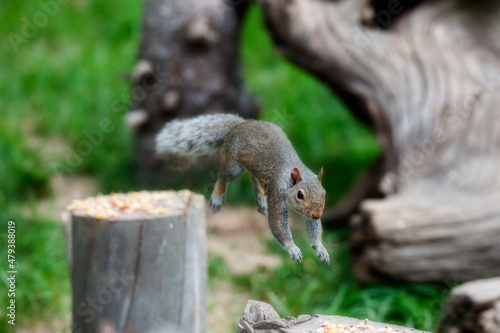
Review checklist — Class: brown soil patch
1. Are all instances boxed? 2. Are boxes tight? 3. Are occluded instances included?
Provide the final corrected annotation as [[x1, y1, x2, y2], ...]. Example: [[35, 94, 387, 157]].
[[37, 175, 99, 221], [206, 206, 282, 332], [207, 206, 281, 275], [208, 281, 251, 333]]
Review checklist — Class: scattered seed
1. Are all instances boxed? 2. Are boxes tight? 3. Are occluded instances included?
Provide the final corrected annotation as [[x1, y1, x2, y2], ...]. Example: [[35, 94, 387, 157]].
[[67, 190, 196, 220]]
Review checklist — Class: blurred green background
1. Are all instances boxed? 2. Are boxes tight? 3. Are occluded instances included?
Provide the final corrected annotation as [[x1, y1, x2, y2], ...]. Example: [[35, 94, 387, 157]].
[[0, 1, 447, 332]]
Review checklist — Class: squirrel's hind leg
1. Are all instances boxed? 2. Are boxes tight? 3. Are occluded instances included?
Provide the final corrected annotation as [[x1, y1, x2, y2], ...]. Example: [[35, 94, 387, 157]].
[[209, 180, 227, 213], [210, 151, 245, 213], [251, 175, 268, 216]]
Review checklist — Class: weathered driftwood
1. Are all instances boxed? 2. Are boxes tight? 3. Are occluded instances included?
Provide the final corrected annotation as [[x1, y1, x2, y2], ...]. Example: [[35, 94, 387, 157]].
[[237, 300, 428, 333], [257, 0, 500, 282], [129, 0, 259, 182], [67, 190, 206, 333], [438, 277, 500, 333], [350, 194, 500, 283]]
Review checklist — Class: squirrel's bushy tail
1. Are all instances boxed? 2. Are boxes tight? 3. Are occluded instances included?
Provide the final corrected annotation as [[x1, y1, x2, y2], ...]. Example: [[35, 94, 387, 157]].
[[155, 113, 244, 157]]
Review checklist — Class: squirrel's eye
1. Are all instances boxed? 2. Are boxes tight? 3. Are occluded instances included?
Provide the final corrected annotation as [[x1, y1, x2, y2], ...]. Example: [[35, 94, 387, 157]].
[[297, 191, 304, 200]]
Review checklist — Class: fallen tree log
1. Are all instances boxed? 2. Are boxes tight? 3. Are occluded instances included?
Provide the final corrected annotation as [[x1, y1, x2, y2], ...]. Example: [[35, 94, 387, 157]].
[[438, 277, 500, 333], [237, 300, 428, 333], [350, 194, 500, 283], [66, 190, 206, 333]]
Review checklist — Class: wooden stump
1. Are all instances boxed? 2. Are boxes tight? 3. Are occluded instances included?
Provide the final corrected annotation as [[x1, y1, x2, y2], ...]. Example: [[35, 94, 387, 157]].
[[237, 300, 428, 333], [438, 277, 500, 333], [66, 190, 206, 333]]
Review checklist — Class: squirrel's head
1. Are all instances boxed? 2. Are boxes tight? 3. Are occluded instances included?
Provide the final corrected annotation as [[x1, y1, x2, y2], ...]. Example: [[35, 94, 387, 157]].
[[286, 167, 326, 220]]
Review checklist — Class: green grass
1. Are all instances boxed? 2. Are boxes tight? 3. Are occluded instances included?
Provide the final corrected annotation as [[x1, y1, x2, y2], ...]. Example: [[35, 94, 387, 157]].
[[0, 210, 70, 332], [0, 1, 444, 331], [228, 229, 449, 331], [1, 0, 139, 194], [0, 127, 51, 202], [208, 230, 448, 332], [1, 1, 141, 330]]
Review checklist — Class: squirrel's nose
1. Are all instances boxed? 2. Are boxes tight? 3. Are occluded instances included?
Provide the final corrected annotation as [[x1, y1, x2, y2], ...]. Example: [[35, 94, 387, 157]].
[[312, 212, 321, 220]]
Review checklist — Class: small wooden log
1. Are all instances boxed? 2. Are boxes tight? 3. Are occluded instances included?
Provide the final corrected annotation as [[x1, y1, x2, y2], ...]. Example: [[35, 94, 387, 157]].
[[438, 277, 500, 333], [237, 300, 428, 333], [350, 194, 500, 283], [67, 190, 206, 333]]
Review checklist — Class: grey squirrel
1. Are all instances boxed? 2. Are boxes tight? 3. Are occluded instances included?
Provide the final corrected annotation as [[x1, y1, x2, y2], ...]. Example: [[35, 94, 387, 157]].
[[155, 114, 329, 264]]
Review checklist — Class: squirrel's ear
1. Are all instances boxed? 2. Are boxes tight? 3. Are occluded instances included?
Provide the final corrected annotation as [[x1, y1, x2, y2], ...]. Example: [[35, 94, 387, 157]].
[[291, 167, 302, 187], [317, 167, 324, 182]]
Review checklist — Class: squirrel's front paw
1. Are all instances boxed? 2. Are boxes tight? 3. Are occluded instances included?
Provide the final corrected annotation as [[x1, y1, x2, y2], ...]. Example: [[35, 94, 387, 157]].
[[256, 196, 268, 216], [314, 244, 330, 265], [286, 245, 303, 263], [209, 194, 226, 213]]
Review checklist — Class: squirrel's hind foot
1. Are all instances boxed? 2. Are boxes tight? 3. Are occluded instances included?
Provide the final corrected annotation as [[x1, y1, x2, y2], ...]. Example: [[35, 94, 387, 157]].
[[209, 194, 226, 213], [256, 196, 268, 216]]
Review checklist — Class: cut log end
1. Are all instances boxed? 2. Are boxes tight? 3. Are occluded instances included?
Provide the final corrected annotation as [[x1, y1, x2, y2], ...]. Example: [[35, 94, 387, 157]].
[[163, 89, 182, 111], [125, 109, 149, 131], [132, 59, 154, 82], [185, 17, 218, 46]]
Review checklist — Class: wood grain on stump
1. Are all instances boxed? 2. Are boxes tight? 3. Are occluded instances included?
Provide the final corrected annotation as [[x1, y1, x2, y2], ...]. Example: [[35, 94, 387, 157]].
[[67, 190, 206, 333]]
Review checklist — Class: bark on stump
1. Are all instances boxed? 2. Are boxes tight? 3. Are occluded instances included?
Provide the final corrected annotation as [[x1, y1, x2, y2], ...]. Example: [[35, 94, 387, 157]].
[[66, 190, 206, 333], [438, 277, 500, 333], [128, 0, 259, 183], [237, 300, 428, 333], [258, 0, 500, 282]]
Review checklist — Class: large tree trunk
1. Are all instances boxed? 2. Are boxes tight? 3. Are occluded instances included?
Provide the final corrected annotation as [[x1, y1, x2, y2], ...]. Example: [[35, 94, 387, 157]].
[[258, 0, 500, 282], [129, 0, 259, 183]]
